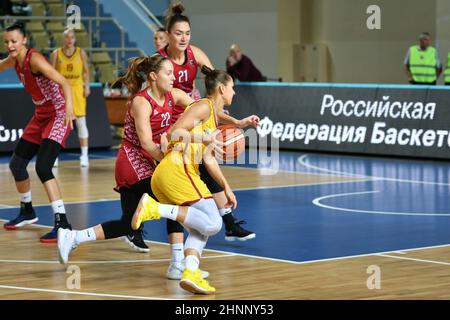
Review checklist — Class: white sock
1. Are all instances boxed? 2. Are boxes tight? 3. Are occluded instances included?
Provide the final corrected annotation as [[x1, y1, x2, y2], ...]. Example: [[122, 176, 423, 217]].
[[158, 204, 179, 220], [219, 207, 232, 217], [185, 255, 199, 271], [75, 227, 96, 244], [81, 146, 88, 157], [51, 199, 66, 214], [20, 191, 32, 203], [171, 243, 184, 262]]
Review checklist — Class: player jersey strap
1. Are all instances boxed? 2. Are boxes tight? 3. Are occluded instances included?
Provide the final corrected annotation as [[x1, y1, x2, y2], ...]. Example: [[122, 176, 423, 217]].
[[200, 98, 218, 128]]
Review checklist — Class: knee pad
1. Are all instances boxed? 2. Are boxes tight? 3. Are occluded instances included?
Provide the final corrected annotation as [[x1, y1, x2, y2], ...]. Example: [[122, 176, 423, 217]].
[[205, 216, 222, 236], [9, 154, 30, 182], [35, 139, 60, 183], [76, 117, 89, 139], [167, 219, 184, 234], [201, 213, 222, 237], [35, 158, 54, 183]]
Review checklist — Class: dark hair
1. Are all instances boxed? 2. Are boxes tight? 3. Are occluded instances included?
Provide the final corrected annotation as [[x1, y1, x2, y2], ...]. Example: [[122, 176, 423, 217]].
[[419, 32, 431, 39], [5, 21, 26, 36], [156, 27, 166, 33], [114, 54, 167, 96], [201, 66, 232, 95], [165, 2, 190, 32]]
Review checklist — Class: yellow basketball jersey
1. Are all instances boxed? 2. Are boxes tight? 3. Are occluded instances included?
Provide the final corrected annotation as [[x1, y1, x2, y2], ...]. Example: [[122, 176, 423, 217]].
[[151, 98, 218, 205], [184, 98, 217, 168], [56, 47, 84, 86]]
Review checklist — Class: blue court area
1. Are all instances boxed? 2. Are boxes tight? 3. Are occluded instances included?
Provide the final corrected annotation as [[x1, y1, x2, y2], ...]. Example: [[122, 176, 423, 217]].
[[1, 149, 450, 263]]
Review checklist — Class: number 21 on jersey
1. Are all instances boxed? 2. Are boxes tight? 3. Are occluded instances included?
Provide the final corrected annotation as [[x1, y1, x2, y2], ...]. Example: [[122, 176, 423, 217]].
[[178, 70, 188, 83]]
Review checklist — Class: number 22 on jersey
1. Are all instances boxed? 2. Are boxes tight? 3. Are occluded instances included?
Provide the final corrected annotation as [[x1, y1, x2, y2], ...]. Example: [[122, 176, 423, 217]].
[[161, 112, 171, 128]]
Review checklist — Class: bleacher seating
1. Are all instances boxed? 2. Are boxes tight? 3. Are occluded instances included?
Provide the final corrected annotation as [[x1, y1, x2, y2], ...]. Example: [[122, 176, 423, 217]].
[[1, 0, 141, 83]]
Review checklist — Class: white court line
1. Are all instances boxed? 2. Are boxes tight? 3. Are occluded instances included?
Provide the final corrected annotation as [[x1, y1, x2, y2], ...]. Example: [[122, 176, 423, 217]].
[[1, 218, 449, 266], [312, 190, 450, 216], [146, 240, 450, 266], [0, 198, 119, 210], [299, 154, 450, 187], [0, 284, 178, 300], [377, 254, 450, 267], [298, 155, 371, 178], [0, 254, 235, 265], [66, 153, 116, 160], [223, 163, 356, 178], [232, 178, 369, 192], [0, 179, 371, 211]]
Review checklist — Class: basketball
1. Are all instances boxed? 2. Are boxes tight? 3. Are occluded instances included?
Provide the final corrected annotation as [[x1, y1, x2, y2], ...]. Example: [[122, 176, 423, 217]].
[[215, 124, 245, 161]]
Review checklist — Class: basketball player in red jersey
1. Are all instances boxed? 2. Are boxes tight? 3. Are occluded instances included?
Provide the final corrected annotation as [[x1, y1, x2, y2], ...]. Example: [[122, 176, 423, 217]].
[[58, 54, 207, 263], [0, 22, 75, 243], [159, 3, 260, 280]]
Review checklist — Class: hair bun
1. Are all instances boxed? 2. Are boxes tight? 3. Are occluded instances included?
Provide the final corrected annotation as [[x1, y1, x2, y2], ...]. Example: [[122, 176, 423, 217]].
[[171, 3, 185, 15]]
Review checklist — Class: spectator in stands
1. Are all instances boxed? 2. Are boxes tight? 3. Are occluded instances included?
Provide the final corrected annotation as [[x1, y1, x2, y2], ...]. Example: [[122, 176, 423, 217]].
[[153, 27, 168, 50], [0, 0, 13, 17], [404, 32, 442, 85], [10, 1, 31, 16], [226, 44, 265, 82], [444, 52, 450, 85]]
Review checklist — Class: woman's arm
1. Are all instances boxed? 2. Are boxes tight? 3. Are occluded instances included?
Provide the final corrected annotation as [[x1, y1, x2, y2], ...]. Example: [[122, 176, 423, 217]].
[[191, 45, 213, 69], [171, 87, 194, 107], [81, 49, 91, 98], [168, 99, 210, 142], [130, 96, 164, 162], [217, 111, 260, 129], [0, 56, 15, 73], [29, 52, 75, 128]]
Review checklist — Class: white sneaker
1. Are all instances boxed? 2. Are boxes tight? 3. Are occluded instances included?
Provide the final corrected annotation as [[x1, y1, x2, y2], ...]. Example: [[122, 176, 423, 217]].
[[80, 155, 89, 167], [57, 228, 78, 265], [166, 261, 209, 280], [53, 158, 59, 167]]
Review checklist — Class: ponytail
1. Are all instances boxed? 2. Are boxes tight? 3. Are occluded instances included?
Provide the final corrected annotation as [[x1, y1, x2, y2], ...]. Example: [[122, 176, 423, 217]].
[[114, 54, 167, 96], [201, 66, 232, 95]]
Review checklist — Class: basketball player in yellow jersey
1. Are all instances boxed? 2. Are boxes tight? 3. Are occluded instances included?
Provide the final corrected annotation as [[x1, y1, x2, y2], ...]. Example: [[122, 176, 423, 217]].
[[51, 28, 91, 167], [131, 67, 237, 294]]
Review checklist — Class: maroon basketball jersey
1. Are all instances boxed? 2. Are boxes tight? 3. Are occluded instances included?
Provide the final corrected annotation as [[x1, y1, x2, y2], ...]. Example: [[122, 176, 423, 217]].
[[123, 87, 174, 146], [15, 48, 65, 112], [158, 45, 198, 94]]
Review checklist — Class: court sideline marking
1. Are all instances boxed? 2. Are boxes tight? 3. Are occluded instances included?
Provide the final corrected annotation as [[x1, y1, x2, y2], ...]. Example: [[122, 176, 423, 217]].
[[1, 218, 449, 267], [0, 284, 179, 300], [298, 154, 450, 187], [312, 190, 450, 216], [377, 254, 450, 267]]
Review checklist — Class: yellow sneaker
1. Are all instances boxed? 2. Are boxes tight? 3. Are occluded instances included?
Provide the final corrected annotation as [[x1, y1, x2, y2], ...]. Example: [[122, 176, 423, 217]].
[[131, 194, 161, 230], [179, 268, 216, 295]]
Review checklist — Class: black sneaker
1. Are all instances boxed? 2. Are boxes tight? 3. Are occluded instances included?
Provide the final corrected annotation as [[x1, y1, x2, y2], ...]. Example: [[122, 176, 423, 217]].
[[225, 219, 256, 242], [124, 229, 150, 253], [40, 213, 72, 244], [3, 203, 38, 230]]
